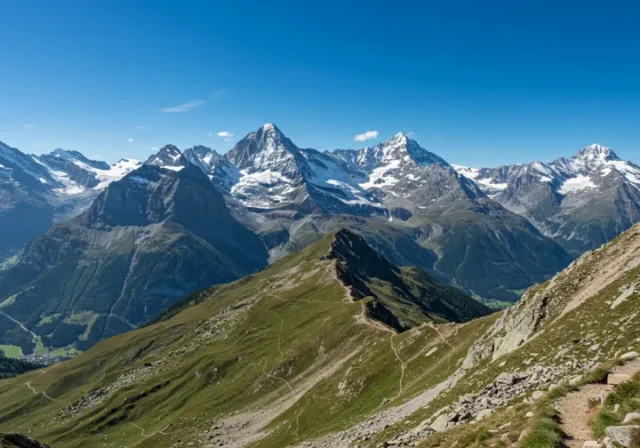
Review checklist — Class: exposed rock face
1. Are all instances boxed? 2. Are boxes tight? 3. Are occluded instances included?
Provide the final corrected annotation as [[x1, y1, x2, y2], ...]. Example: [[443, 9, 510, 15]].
[[605, 426, 640, 447], [461, 289, 550, 369], [328, 229, 491, 330]]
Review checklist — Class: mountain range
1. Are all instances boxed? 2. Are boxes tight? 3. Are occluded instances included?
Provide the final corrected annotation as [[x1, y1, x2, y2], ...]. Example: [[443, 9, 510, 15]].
[[0, 125, 639, 356], [453, 144, 640, 256]]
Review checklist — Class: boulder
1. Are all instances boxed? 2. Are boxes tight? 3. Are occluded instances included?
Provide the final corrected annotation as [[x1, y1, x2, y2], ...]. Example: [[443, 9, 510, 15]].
[[430, 415, 450, 432], [459, 394, 474, 404], [605, 426, 640, 447], [531, 390, 545, 401], [608, 374, 631, 386], [569, 375, 583, 386], [496, 373, 516, 385]]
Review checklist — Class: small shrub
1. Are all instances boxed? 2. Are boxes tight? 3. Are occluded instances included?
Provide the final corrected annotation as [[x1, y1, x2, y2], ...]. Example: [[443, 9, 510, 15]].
[[606, 380, 640, 406], [592, 409, 619, 438], [582, 367, 610, 385]]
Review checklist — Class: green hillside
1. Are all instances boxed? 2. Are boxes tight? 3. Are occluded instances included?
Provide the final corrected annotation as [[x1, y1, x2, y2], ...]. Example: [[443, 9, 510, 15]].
[[0, 229, 491, 447]]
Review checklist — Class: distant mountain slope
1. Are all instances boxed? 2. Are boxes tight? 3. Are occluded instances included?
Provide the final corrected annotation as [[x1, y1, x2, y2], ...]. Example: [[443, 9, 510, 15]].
[[0, 140, 140, 260], [0, 229, 492, 448], [329, 230, 490, 330], [0, 161, 268, 355], [455, 144, 640, 255]]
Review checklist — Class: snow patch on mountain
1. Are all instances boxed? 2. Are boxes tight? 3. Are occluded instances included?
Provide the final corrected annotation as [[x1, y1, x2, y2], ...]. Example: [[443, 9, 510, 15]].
[[558, 174, 597, 194]]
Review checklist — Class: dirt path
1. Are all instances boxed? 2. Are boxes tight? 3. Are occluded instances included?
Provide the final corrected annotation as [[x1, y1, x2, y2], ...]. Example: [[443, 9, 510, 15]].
[[557, 358, 640, 447], [389, 334, 406, 399], [0, 311, 37, 347], [23, 372, 55, 402], [205, 348, 360, 448]]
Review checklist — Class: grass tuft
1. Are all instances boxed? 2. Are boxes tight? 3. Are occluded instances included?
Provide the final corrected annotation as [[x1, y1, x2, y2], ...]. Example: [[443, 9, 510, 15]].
[[519, 406, 565, 448]]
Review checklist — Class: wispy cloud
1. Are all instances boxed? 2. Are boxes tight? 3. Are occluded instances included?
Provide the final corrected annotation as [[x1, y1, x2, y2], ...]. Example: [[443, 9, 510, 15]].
[[128, 138, 134, 143], [23, 124, 35, 129], [161, 99, 205, 113], [406, 131, 416, 138], [216, 131, 235, 142], [354, 130, 379, 142]]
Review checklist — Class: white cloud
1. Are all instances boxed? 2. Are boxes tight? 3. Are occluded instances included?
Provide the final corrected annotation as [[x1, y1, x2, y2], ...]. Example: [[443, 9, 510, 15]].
[[354, 130, 379, 142], [216, 131, 235, 142], [23, 124, 35, 129], [128, 138, 134, 143], [161, 99, 205, 113]]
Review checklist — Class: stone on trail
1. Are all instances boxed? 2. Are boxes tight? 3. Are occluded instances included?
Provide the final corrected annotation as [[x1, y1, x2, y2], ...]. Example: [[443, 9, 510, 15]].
[[607, 373, 631, 386], [582, 441, 601, 448]]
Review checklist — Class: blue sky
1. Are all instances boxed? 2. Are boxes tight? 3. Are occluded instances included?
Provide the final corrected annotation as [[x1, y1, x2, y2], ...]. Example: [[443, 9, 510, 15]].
[[2, 0, 639, 167]]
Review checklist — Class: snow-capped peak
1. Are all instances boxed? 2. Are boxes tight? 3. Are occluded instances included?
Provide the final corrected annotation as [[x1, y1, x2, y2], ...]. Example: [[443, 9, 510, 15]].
[[262, 123, 275, 131], [145, 145, 187, 171], [50, 148, 78, 160], [368, 132, 448, 168], [573, 143, 619, 163]]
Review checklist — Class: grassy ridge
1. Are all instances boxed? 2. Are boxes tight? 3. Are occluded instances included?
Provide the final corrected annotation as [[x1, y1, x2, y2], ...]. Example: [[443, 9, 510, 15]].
[[0, 231, 492, 448]]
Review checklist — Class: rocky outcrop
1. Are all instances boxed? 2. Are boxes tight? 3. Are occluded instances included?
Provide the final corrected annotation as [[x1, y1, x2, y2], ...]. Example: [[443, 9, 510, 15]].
[[461, 288, 551, 370], [383, 360, 595, 447], [604, 426, 640, 447]]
